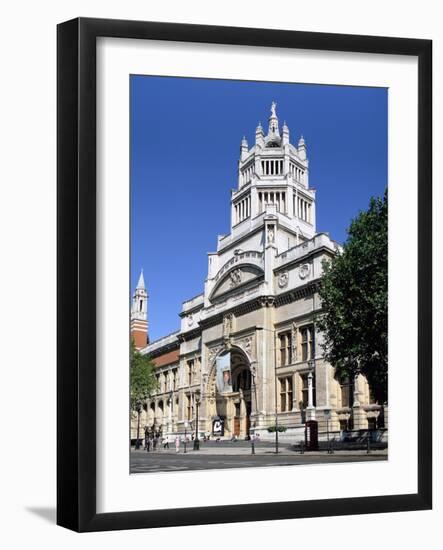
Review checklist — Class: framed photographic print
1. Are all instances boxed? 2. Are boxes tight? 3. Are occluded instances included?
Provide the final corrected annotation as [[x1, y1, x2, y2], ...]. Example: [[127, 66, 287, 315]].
[[57, 18, 432, 532]]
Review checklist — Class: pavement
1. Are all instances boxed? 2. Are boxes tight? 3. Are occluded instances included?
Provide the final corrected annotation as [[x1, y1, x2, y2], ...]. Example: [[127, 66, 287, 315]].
[[130, 440, 387, 473]]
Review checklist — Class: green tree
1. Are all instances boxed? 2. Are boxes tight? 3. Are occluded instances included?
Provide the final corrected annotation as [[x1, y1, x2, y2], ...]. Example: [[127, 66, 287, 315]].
[[130, 340, 158, 448], [318, 190, 388, 403]]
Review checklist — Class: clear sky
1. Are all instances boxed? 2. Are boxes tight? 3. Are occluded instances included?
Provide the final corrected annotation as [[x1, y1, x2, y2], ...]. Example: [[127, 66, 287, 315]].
[[131, 76, 387, 342]]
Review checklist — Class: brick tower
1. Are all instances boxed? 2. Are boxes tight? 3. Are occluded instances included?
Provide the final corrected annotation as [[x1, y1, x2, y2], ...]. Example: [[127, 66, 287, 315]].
[[131, 269, 149, 350]]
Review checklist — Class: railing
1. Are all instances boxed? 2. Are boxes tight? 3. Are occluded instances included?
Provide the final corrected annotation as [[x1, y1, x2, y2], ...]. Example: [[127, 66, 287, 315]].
[[182, 293, 204, 311], [214, 251, 264, 282], [276, 233, 336, 267]]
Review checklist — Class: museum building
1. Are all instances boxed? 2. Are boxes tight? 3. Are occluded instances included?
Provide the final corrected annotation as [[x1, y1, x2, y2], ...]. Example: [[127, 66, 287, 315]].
[[130, 103, 387, 441]]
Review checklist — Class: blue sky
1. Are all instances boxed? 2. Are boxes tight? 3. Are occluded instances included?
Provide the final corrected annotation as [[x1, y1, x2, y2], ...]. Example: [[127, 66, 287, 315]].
[[131, 76, 387, 342]]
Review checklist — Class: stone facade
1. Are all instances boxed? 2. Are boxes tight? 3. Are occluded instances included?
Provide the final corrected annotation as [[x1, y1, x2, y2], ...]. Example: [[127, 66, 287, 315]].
[[131, 103, 387, 441]]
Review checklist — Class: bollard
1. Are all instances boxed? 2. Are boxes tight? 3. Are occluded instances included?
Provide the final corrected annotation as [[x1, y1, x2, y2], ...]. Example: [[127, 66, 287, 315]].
[[366, 436, 371, 454], [300, 441, 304, 454]]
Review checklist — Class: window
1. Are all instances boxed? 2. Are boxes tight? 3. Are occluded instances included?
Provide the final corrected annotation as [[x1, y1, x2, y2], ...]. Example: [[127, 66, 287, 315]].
[[187, 360, 194, 386], [300, 325, 314, 361], [172, 369, 178, 391], [279, 376, 293, 412], [186, 394, 193, 420], [300, 372, 316, 408], [279, 331, 292, 366], [340, 376, 354, 408]]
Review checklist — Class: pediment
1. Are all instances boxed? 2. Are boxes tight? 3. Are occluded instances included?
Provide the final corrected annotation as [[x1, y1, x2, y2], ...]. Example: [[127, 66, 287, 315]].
[[210, 264, 264, 300]]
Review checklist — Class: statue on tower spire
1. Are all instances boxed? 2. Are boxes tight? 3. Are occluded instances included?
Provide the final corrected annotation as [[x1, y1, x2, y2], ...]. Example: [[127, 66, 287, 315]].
[[267, 101, 280, 139], [270, 101, 277, 118]]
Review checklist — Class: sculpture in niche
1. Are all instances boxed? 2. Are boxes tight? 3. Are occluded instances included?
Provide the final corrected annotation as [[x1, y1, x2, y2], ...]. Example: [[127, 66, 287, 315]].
[[267, 225, 275, 244], [223, 313, 234, 338]]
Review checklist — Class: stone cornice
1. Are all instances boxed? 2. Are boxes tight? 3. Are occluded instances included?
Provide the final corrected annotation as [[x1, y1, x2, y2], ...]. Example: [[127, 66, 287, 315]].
[[177, 327, 202, 343], [199, 295, 274, 330], [274, 281, 320, 307]]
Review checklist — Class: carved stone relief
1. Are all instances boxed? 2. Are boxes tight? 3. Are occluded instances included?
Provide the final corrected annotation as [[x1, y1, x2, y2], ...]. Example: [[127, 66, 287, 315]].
[[229, 268, 242, 288], [278, 271, 289, 288], [299, 263, 311, 279]]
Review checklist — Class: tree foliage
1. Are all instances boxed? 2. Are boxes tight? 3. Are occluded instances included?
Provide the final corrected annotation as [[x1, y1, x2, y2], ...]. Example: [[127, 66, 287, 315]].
[[318, 190, 388, 403], [130, 340, 157, 415]]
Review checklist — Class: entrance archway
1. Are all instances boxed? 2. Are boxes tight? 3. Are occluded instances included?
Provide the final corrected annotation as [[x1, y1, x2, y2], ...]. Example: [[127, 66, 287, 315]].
[[210, 347, 254, 439]]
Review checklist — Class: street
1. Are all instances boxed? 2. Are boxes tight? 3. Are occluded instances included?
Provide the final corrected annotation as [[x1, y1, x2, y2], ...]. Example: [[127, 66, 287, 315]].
[[130, 440, 387, 473]]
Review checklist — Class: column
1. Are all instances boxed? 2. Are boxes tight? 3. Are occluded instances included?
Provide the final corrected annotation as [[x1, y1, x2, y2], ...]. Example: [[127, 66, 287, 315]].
[[292, 372, 298, 411]]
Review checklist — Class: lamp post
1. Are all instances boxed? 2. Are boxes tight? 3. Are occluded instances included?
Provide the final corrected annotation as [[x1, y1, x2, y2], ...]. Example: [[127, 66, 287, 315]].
[[184, 421, 188, 454], [193, 391, 201, 451], [307, 360, 315, 418]]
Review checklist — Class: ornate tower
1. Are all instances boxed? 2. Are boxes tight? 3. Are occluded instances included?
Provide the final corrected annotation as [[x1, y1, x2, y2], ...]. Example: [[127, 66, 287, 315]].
[[232, 101, 316, 239], [131, 269, 149, 349]]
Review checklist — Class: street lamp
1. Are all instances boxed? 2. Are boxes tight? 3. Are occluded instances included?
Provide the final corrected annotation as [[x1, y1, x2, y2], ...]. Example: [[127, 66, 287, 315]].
[[184, 421, 188, 454], [193, 391, 201, 451]]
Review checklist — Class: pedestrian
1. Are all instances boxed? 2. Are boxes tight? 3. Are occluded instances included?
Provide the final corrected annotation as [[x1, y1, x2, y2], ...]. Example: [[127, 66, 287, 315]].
[[163, 435, 169, 449], [153, 435, 158, 451], [146, 437, 151, 452], [175, 435, 180, 453]]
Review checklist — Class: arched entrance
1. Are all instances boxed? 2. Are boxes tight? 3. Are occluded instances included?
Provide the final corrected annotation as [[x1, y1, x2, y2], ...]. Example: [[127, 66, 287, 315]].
[[209, 347, 254, 439]]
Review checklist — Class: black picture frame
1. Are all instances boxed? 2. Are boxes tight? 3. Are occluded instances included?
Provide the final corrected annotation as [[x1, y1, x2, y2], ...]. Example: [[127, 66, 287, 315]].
[[57, 17, 432, 532]]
